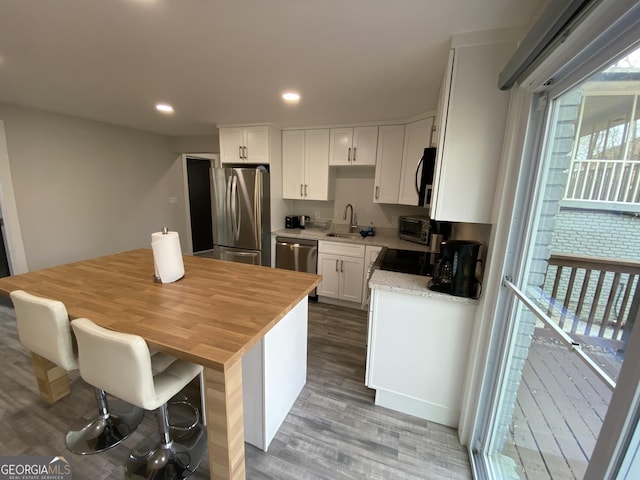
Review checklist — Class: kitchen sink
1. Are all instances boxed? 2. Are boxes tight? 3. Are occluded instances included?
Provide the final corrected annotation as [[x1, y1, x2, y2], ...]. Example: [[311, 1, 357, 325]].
[[326, 232, 362, 238]]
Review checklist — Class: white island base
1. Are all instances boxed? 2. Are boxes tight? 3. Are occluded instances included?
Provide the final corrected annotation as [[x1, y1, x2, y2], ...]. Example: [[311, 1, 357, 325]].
[[242, 296, 308, 451]]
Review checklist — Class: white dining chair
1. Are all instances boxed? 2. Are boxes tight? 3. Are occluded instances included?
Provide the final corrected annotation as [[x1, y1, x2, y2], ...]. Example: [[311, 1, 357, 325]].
[[10, 289, 144, 454], [71, 317, 207, 480]]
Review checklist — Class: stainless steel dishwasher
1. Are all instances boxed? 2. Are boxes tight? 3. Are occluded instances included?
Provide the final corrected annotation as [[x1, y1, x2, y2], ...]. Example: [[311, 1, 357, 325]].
[[275, 236, 318, 298]]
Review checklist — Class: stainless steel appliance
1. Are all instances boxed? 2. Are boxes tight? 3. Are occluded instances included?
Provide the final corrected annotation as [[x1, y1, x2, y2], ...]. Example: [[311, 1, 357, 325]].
[[285, 215, 299, 229], [210, 167, 270, 265], [398, 215, 430, 245], [275, 237, 318, 297], [415, 147, 436, 208], [428, 240, 481, 298], [299, 215, 310, 228]]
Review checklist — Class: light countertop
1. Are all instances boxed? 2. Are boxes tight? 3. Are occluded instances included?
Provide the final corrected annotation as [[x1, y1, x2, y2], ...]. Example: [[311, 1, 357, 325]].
[[273, 225, 479, 304], [368, 269, 479, 304], [272, 226, 429, 251]]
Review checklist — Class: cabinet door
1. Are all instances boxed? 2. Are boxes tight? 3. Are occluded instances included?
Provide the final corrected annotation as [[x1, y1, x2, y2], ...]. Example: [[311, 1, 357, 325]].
[[329, 128, 353, 166], [244, 125, 270, 164], [305, 129, 331, 200], [219, 127, 244, 164], [367, 289, 476, 427], [317, 253, 341, 298], [398, 118, 433, 206], [282, 130, 305, 199], [352, 126, 378, 166], [339, 256, 364, 303], [432, 41, 514, 223], [373, 125, 405, 203]]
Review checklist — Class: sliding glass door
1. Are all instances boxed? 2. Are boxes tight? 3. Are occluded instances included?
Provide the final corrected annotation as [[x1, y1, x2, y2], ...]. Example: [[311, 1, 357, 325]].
[[472, 31, 640, 480]]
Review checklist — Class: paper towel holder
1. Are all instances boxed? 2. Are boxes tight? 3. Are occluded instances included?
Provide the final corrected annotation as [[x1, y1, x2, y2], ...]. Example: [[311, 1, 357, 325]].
[[153, 226, 172, 283]]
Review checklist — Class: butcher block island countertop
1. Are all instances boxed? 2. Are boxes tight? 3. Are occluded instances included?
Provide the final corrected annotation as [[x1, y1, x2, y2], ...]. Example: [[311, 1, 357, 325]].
[[0, 248, 320, 480], [0, 248, 320, 369]]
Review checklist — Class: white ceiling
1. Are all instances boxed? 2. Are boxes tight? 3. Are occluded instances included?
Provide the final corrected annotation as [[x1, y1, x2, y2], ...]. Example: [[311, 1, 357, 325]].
[[0, 0, 545, 136]]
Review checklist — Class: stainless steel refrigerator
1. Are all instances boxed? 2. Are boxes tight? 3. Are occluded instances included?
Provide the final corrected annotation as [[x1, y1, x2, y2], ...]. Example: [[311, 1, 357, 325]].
[[210, 167, 271, 266]]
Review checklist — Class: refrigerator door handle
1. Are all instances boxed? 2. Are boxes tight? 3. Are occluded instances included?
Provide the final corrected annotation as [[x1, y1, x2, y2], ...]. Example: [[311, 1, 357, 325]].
[[226, 174, 234, 240], [254, 172, 261, 241], [231, 174, 241, 241]]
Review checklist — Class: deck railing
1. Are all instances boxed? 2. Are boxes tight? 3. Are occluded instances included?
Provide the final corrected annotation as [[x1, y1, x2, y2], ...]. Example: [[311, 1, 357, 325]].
[[543, 254, 640, 341], [565, 158, 640, 204]]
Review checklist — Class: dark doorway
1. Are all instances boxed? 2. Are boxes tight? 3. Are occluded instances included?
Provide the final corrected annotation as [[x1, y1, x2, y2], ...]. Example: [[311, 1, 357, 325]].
[[0, 218, 10, 278], [186, 158, 214, 253]]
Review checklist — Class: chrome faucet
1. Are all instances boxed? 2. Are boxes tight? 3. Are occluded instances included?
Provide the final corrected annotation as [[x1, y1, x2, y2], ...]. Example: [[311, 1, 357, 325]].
[[343, 203, 358, 232]]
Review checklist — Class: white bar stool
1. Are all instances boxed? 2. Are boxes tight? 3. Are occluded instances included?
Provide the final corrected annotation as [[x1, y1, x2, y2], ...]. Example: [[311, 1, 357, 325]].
[[71, 318, 207, 480], [10, 290, 144, 454]]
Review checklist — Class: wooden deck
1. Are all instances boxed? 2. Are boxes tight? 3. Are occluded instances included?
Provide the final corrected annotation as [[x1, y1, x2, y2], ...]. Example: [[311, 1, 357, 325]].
[[503, 327, 620, 479]]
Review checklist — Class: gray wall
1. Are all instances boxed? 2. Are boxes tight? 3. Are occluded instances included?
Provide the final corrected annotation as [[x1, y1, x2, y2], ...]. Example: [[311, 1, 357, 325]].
[[168, 134, 219, 154], [0, 103, 190, 271]]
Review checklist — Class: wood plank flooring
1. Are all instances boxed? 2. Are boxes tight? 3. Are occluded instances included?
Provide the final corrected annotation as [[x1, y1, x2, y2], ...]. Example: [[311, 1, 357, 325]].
[[504, 327, 615, 479], [0, 300, 472, 479]]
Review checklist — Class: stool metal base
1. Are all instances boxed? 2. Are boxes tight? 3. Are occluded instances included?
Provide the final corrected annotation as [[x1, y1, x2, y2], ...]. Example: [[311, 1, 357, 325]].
[[65, 397, 144, 455], [124, 425, 206, 480]]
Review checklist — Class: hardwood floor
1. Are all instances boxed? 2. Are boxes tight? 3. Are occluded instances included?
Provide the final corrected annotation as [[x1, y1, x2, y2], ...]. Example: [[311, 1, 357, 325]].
[[0, 300, 472, 479]]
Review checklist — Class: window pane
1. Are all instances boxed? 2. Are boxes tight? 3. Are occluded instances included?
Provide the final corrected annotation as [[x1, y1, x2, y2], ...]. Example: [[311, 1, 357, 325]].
[[576, 96, 633, 161], [486, 45, 640, 479]]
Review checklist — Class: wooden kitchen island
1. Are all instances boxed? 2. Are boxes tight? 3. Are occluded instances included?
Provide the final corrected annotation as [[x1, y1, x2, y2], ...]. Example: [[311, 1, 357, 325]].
[[0, 249, 320, 480]]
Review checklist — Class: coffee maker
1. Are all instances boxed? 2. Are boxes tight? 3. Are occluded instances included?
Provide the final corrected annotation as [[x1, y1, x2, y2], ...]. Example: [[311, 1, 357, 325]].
[[428, 240, 481, 298]]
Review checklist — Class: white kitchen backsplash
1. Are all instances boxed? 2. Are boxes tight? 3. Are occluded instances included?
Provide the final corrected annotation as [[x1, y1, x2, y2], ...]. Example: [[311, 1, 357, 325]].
[[289, 167, 426, 228]]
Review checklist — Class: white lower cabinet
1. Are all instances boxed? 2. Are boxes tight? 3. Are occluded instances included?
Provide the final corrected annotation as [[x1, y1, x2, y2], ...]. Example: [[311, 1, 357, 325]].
[[366, 288, 476, 428], [317, 241, 365, 303]]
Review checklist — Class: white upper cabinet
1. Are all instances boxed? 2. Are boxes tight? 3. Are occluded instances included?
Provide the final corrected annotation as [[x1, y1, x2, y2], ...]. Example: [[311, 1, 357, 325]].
[[329, 126, 378, 166], [398, 117, 434, 206], [431, 34, 517, 223], [282, 129, 332, 201], [373, 125, 405, 204], [282, 130, 306, 199], [219, 125, 271, 164]]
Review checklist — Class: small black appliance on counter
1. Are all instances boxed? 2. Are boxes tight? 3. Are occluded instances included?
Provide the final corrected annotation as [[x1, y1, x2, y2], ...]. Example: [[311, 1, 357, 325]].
[[428, 240, 481, 298], [285, 215, 300, 229]]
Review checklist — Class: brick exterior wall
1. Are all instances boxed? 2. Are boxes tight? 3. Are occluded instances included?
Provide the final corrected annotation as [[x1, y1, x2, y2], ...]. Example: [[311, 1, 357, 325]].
[[552, 209, 640, 260]]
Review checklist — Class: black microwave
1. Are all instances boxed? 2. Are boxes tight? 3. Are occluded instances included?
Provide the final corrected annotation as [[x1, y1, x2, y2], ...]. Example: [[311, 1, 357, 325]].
[[415, 147, 436, 208], [398, 216, 430, 245]]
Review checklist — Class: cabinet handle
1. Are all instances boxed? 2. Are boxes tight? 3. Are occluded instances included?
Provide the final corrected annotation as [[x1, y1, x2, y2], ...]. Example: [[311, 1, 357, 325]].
[[375, 186, 379, 199], [335, 259, 339, 272], [300, 184, 304, 197], [243, 146, 248, 159], [347, 147, 351, 163], [353, 147, 357, 162], [239, 146, 243, 159], [305, 184, 308, 196], [340, 260, 344, 272]]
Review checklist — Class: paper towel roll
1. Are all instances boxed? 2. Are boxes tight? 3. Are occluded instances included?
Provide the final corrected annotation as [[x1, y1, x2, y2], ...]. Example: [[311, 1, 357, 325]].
[[151, 230, 185, 283]]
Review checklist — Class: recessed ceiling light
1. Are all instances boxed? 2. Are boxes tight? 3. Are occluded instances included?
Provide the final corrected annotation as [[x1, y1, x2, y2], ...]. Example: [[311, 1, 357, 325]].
[[282, 92, 301, 103], [155, 103, 174, 114]]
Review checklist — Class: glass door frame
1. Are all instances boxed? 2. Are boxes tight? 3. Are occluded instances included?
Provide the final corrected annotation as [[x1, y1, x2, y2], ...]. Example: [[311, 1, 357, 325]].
[[468, 2, 640, 477]]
